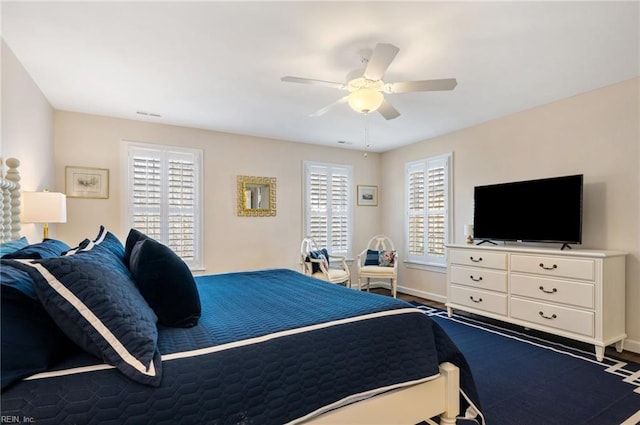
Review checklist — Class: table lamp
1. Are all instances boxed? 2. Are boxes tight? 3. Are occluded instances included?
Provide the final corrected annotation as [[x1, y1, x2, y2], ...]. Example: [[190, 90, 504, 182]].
[[464, 224, 474, 244], [22, 190, 67, 240]]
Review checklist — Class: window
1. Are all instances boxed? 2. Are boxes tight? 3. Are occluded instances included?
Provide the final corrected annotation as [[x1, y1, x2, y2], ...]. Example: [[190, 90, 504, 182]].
[[303, 161, 353, 258], [123, 141, 203, 270], [405, 153, 452, 267]]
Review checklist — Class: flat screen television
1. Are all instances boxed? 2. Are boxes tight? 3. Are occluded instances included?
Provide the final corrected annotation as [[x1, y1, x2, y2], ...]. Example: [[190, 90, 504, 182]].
[[473, 174, 583, 247]]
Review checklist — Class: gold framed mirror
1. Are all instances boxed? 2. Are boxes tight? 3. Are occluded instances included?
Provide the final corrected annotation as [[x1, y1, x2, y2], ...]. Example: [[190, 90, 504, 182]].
[[237, 175, 276, 217]]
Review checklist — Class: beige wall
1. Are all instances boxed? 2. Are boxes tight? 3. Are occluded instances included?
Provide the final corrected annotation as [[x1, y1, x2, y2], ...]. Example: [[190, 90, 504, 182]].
[[1, 39, 55, 242], [53, 111, 381, 276], [381, 77, 640, 351]]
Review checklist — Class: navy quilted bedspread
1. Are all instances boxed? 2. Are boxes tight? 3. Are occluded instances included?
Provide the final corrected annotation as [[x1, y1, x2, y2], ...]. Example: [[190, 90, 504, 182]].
[[1, 269, 481, 424]]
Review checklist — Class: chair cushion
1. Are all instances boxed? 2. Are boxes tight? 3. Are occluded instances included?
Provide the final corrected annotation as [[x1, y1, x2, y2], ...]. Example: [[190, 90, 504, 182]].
[[378, 250, 397, 267], [360, 265, 396, 275], [312, 268, 348, 283]]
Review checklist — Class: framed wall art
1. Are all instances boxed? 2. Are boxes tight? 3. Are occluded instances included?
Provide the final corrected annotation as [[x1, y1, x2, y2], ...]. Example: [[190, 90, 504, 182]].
[[65, 166, 109, 199], [357, 185, 378, 206]]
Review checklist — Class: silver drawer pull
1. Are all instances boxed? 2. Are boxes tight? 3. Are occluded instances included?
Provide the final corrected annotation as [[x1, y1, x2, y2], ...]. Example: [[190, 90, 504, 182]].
[[539, 263, 558, 271], [470, 256, 483, 262], [539, 311, 557, 320], [539, 286, 558, 294], [470, 275, 483, 282], [469, 296, 483, 303]]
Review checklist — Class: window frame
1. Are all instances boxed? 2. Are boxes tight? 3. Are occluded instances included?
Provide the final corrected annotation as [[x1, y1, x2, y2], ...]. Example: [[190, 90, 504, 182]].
[[404, 152, 453, 267], [122, 141, 204, 271], [303, 161, 353, 259]]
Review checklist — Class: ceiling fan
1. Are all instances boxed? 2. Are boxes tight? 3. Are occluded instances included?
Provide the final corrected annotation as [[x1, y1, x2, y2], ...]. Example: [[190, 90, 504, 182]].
[[281, 43, 457, 120]]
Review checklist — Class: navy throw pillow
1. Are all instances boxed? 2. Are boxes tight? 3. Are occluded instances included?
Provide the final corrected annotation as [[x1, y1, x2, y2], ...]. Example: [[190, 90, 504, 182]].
[[364, 249, 379, 266], [307, 248, 330, 274], [129, 238, 201, 328], [2, 238, 71, 259], [13, 244, 162, 387], [1, 284, 78, 390], [124, 228, 149, 268]]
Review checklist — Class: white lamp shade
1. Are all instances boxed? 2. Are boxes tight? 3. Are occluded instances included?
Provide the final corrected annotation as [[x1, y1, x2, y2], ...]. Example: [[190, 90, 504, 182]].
[[348, 88, 384, 114], [22, 191, 67, 224]]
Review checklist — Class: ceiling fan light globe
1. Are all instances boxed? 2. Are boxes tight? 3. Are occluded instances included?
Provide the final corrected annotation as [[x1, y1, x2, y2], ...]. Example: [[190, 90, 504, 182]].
[[348, 89, 384, 114]]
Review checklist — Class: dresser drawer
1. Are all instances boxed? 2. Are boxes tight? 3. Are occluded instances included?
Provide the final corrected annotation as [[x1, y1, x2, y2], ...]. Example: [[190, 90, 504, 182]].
[[450, 266, 507, 292], [511, 274, 594, 309], [510, 254, 595, 281], [448, 249, 507, 270], [449, 285, 507, 316], [510, 298, 594, 337]]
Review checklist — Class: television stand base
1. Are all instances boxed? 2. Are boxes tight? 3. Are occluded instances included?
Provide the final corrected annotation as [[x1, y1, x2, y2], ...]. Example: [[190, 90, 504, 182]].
[[561, 243, 573, 250], [475, 240, 497, 246]]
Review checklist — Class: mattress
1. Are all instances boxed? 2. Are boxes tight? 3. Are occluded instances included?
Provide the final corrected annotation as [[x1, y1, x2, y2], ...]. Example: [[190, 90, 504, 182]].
[[1, 268, 481, 424]]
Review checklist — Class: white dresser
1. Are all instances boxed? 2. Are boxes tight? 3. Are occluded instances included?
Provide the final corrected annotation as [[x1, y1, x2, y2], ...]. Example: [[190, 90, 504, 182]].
[[445, 244, 627, 361]]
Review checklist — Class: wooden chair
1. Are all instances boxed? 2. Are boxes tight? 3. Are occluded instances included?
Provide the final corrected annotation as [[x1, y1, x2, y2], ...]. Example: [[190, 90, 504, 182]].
[[356, 234, 398, 297], [300, 237, 350, 286]]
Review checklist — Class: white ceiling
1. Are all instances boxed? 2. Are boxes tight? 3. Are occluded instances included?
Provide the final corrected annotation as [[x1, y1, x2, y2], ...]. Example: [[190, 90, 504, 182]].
[[2, 1, 638, 152]]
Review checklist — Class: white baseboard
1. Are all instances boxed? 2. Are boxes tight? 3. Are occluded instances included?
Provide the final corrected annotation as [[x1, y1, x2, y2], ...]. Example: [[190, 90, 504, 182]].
[[623, 338, 640, 355], [366, 282, 447, 304], [397, 285, 448, 304], [363, 282, 388, 291]]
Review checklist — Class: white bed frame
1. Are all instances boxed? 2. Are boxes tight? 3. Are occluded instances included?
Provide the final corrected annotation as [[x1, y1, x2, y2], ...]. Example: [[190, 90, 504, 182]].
[[0, 157, 21, 243], [304, 362, 460, 424], [0, 157, 461, 424]]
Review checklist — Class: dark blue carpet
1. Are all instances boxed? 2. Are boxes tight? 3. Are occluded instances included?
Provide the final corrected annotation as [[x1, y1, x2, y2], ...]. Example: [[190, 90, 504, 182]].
[[412, 303, 640, 425]]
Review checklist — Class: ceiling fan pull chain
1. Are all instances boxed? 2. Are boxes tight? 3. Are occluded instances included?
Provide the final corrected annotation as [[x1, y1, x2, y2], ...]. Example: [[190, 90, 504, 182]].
[[364, 114, 371, 150]]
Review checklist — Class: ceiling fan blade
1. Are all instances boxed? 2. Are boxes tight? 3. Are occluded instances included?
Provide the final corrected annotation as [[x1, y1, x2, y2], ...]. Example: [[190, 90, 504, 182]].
[[309, 96, 349, 117], [385, 78, 458, 94], [281, 76, 346, 90], [377, 99, 400, 120], [363, 43, 400, 80]]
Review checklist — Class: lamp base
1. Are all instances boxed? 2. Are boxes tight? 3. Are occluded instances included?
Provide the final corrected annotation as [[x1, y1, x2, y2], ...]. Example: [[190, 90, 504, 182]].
[[466, 235, 474, 244], [43, 223, 49, 240]]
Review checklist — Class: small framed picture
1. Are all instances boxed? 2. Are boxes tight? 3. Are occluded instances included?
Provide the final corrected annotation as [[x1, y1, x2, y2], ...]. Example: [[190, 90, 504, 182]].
[[65, 166, 109, 199], [357, 185, 378, 206]]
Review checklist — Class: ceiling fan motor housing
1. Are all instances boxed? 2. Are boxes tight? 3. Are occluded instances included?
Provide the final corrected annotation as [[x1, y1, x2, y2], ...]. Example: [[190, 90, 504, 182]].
[[346, 75, 385, 114], [347, 87, 384, 114]]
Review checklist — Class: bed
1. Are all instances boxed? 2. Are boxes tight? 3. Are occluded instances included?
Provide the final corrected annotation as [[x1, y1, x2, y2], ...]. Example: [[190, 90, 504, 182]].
[[0, 158, 483, 425]]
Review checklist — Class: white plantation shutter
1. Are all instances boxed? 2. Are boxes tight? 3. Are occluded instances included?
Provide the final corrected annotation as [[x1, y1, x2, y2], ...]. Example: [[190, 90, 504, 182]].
[[308, 169, 329, 247], [132, 155, 162, 240], [407, 162, 426, 260], [405, 154, 451, 266], [304, 161, 352, 257], [426, 163, 446, 258], [167, 154, 197, 262], [125, 142, 203, 269]]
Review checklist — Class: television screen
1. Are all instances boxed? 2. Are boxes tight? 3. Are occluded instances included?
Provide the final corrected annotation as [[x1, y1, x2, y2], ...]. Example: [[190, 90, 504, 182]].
[[473, 174, 583, 245]]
